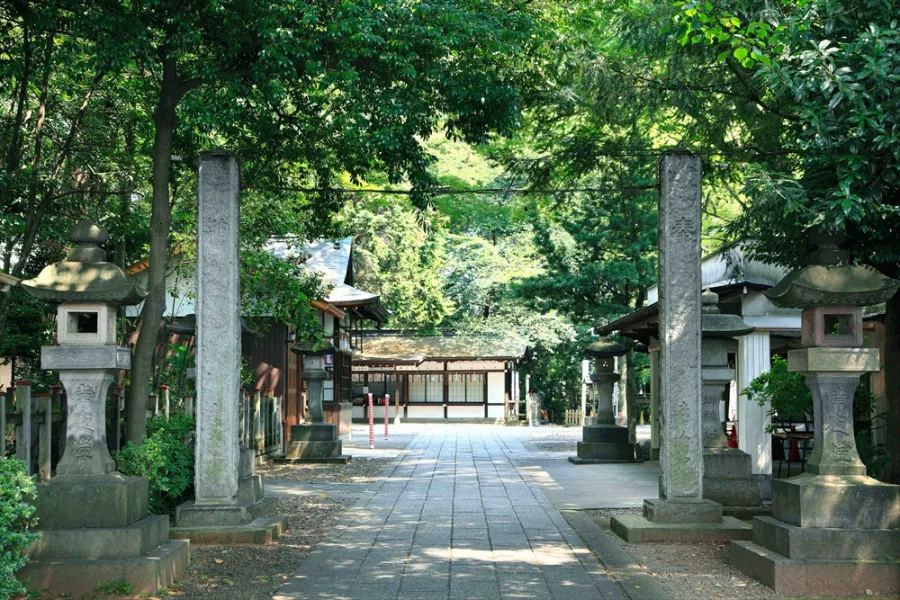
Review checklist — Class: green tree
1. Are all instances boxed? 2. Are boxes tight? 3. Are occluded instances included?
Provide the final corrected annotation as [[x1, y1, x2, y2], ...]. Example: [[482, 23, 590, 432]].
[[48, 0, 546, 444], [341, 196, 449, 329]]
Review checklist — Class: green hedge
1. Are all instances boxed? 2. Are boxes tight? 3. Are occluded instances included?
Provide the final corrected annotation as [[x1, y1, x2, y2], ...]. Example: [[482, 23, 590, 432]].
[[115, 414, 194, 514], [0, 458, 37, 600]]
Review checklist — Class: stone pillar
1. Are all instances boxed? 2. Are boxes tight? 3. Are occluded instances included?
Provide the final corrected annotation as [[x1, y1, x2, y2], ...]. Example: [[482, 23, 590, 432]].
[[173, 152, 285, 543], [611, 154, 752, 541], [305, 376, 325, 423], [656, 154, 705, 506], [649, 343, 660, 460], [736, 332, 772, 475], [194, 150, 242, 506]]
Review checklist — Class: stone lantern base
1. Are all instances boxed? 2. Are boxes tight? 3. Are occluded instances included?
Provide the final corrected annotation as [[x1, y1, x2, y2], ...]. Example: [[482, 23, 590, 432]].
[[277, 422, 351, 464], [703, 449, 765, 517], [568, 424, 640, 464], [19, 474, 190, 595], [171, 448, 286, 544], [730, 473, 900, 595]]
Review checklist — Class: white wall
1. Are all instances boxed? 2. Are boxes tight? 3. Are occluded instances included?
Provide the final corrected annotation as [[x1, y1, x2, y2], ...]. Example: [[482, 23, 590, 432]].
[[447, 405, 484, 419], [487, 372, 505, 404], [407, 405, 445, 419]]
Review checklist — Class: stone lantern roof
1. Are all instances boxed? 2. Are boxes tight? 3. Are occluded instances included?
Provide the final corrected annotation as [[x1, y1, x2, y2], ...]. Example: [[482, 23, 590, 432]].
[[584, 338, 630, 358], [21, 220, 146, 305], [766, 230, 900, 308], [700, 290, 755, 337]]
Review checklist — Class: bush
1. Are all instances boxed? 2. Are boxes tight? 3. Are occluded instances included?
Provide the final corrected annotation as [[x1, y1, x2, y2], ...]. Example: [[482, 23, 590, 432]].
[[743, 356, 812, 426], [115, 413, 194, 514], [0, 458, 37, 600]]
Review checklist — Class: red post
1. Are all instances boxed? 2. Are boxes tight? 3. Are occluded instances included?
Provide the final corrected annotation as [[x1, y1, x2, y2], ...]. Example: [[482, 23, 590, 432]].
[[368, 393, 375, 449], [384, 394, 390, 440]]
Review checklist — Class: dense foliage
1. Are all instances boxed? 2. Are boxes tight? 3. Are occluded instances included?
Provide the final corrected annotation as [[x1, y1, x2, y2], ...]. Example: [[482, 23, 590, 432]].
[[115, 414, 194, 514], [0, 458, 37, 599]]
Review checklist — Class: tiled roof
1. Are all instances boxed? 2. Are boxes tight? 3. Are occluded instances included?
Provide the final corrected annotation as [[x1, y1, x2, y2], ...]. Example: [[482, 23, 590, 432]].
[[356, 334, 528, 363]]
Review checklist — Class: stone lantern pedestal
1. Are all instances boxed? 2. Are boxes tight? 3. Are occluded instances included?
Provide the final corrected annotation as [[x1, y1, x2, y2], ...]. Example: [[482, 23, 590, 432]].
[[730, 232, 900, 596], [569, 340, 639, 464], [18, 221, 189, 595], [280, 355, 350, 463], [699, 293, 763, 515]]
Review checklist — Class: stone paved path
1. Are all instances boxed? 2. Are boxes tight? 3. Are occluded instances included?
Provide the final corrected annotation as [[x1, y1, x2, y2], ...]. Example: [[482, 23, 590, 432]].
[[274, 427, 630, 599]]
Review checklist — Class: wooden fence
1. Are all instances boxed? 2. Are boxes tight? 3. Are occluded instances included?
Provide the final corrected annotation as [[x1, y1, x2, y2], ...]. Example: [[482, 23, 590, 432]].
[[564, 409, 583, 426], [2, 381, 284, 480]]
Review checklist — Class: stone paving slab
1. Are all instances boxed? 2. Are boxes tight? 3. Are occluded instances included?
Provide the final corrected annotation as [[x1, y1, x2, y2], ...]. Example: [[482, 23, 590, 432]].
[[274, 427, 632, 600]]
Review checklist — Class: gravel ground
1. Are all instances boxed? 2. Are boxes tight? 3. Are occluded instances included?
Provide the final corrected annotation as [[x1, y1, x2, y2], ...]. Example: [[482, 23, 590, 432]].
[[168, 494, 354, 600], [531, 440, 578, 452], [257, 457, 393, 482], [585, 509, 888, 600]]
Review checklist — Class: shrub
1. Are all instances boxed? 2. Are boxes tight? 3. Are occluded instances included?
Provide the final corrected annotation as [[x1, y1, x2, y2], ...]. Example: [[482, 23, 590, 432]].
[[115, 413, 194, 514], [0, 458, 37, 600], [743, 356, 812, 426]]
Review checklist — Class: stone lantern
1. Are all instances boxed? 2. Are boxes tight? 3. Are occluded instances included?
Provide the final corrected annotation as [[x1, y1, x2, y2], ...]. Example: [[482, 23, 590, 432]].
[[569, 339, 639, 464], [731, 231, 900, 596], [281, 340, 350, 463], [699, 290, 762, 512], [18, 220, 188, 595]]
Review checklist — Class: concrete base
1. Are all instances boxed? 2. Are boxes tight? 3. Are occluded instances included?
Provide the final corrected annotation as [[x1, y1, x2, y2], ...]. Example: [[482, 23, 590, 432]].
[[568, 455, 641, 465], [284, 422, 350, 462], [643, 498, 723, 523], [611, 513, 752, 543], [18, 539, 190, 596], [33, 474, 149, 529], [170, 516, 287, 545], [649, 447, 660, 461], [730, 540, 900, 596], [174, 493, 276, 528], [703, 449, 763, 508], [772, 473, 900, 529], [284, 440, 345, 460], [28, 515, 169, 561], [572, 424, 638, 463]]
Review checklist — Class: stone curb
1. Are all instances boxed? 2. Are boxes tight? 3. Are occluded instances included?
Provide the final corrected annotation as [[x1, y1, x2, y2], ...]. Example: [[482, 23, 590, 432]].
[[561, 509, 669, 600]]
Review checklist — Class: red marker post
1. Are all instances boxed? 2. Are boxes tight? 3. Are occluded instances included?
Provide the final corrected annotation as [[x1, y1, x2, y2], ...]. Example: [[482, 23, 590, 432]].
[[384, 394, 390, 440], [368, 393, 375, 449]]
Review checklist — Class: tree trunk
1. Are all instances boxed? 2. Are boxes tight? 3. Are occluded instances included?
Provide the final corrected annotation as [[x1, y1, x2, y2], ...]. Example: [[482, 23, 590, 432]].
[[126, 54, 177, 445], [884, 291, 900, 484]]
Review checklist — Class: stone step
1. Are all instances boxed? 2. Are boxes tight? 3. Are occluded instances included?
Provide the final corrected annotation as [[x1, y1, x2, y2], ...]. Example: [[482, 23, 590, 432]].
[[730, 539, 900, 596], [27, 514, 169, 561], [284, 440, 343, 459], [170, 516, 287, 545], [575, 441, 637, 462], [752, 515, 900, 561], [18, 539, 189, 596], [174, 494, 277, 528]]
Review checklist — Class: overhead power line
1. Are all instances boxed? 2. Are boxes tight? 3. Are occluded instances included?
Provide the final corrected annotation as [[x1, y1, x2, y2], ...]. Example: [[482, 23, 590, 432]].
[[241, 185, 657, 195]]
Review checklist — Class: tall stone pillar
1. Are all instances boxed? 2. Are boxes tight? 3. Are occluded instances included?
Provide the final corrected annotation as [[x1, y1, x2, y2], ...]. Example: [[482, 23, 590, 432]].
[[173, 151, 285, 543], [195, 150, 241, 504], [656, 153, 704, 505], [611, 153, 750, 542], [649, 341, 660, 461], [736, 331, 772, 475]]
